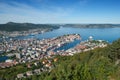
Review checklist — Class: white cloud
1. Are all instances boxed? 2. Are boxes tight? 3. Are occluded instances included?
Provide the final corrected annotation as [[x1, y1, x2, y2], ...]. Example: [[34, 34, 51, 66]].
[[0, 1, 72, 23]]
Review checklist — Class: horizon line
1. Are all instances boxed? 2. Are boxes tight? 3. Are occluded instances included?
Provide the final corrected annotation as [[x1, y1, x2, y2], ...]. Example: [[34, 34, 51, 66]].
[[0, 21, 120, 25]]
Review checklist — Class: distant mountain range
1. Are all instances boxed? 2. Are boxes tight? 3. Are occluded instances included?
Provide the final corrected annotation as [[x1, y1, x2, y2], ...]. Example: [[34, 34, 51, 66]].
[[0, 22, 59, 31], [0, 22, 120, 32], [63, 24, 120, 28]]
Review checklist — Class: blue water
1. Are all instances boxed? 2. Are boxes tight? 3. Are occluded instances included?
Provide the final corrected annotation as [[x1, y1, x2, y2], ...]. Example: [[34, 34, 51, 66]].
[[54, 40, 81, 51], [0, 56, 8, 62], [14, 27, 120, 52], [1, 27, 120, 62], [15, 27, 120, 43]]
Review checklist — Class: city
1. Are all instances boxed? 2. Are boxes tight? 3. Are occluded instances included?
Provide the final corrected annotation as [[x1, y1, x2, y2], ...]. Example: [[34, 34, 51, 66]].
[[0, 33, 108, 79], [0, 0, 120, 80]]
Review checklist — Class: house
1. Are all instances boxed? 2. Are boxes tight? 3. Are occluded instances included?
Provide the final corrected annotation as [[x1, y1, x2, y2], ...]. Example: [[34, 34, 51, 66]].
[[34, 69, 41, 74], [26, 71, 33, 76], [27, 64, 32, 68], [45, 63, 52, 68], [17, 73, 24, 78], [5, 59, 13, 63], [54, 58, 58, 62], [15, 53, 22, 59], [42, 60, 48, 64]]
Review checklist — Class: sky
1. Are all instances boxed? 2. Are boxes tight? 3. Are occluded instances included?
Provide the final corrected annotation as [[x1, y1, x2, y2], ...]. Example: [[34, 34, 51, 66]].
[[0, 0, 120, 24]]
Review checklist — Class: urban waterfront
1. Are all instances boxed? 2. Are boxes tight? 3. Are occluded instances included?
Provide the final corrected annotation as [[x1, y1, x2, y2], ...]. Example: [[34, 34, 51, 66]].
[[0, 27, 120, 62], [14, 27, 120, 43], [1, 0, 120, 79], [0, 33, 108, 79]]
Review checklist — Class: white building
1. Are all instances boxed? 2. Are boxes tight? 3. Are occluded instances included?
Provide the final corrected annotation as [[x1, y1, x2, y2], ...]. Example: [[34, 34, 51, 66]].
[[89, 36, 93, 41], [5, 59, 13, 63]]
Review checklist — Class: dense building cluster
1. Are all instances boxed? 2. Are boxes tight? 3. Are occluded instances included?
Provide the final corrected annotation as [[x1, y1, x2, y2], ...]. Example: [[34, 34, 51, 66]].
[[0, 34, 80, 67], [0, 28, 50, 37], [0, 34, 108, 79]]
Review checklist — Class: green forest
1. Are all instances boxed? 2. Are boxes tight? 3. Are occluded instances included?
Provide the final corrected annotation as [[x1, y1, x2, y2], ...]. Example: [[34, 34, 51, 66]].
[[0, 39, 120, 80], [0, 22, 59, 31]]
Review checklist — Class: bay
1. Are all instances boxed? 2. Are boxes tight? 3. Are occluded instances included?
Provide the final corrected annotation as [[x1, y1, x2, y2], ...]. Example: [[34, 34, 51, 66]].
[[15, 27, 120, 43], [1, 27, 120, 62]]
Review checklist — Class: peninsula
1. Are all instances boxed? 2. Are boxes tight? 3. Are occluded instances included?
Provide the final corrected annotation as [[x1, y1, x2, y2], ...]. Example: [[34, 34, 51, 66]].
[[0, 22, 59, 37]]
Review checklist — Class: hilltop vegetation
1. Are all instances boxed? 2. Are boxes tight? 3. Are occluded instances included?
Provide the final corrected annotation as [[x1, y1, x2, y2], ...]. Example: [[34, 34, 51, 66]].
[[26, 39, 120, 80], [0, 39, 120, 80], [0, 22, 59, 32]]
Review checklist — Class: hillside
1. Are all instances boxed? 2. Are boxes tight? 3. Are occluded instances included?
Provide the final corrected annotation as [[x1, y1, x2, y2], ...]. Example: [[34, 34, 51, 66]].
[[27, 39, 120, 80], [64, 24, 120, 28], [0, 39, 120, 80], [0, 22, 59, 32]]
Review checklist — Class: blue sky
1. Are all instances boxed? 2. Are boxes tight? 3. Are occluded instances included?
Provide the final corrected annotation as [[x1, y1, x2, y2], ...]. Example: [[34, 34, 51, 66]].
[[0, 0, 120, 24]]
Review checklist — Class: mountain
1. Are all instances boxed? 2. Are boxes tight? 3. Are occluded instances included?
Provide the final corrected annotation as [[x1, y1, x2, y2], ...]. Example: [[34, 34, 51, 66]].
[[64, 24, 120, 28], [0, 22, 59, 31]]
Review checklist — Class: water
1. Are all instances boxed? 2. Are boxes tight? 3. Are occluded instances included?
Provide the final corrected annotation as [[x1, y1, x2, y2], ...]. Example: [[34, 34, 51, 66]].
[[15, 27, 120, 43], [12, 27, 120, 52], [0, 56, 8, 62], [1, 27, 120, 62], [54, 40, 81, 51]]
